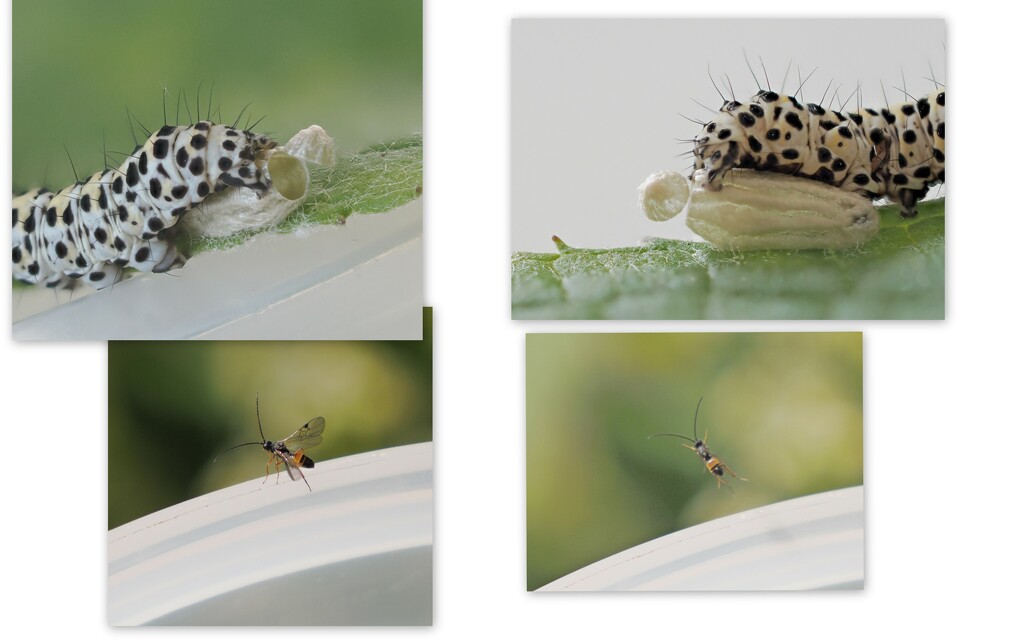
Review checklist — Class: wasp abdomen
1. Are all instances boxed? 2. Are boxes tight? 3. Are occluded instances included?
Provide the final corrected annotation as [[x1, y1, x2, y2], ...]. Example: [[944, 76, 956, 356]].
[[294, 452, 315, 469]]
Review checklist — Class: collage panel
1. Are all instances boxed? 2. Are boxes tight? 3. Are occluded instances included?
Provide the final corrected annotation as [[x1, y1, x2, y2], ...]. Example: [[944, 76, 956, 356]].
[[5, 4, 992, 636], [107, 310, 433, 625], [511, 18, 945, 320], [12, 0, 423, 340], [527, 332, 863, 591]]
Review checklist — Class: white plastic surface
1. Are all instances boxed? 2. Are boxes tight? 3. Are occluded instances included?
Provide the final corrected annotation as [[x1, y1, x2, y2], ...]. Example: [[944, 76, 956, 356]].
[[539, 486, 864, 591], [108, 442, 433, 626], [13, 199, 423, 340]]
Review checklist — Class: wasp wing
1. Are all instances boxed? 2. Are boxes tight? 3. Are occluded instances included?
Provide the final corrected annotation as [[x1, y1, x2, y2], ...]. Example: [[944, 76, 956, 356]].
[[272, 450, 312, 491], [273, 450, 303, 481], [279, 416, 325, 451]]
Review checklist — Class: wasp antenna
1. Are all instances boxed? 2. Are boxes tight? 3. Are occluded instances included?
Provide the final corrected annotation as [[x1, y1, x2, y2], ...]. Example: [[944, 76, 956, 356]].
[[648, 433, 696, 443], [213, 440, 263, 462], [256, 393, 267, 442], [693, 395, 704, 441]]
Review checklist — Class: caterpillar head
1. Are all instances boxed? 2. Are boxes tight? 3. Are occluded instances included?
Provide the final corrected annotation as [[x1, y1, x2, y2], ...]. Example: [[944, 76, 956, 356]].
[[208, 124, 278, 193]]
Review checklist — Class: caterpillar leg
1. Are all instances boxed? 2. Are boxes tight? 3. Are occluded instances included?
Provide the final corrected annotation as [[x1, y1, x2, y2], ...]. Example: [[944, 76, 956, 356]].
[[698, 141, 740, 191], [897, 186, 930, 218]]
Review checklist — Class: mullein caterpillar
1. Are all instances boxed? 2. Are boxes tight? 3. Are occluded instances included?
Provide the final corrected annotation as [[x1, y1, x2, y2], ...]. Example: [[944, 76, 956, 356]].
[[693, 88, 945, 218], [12, 121, 276, 290], [640, 81, 945, 250]]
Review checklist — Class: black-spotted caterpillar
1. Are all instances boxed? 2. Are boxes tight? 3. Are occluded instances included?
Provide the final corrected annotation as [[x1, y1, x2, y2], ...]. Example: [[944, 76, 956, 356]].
[[12, 121, 276, 289], [692, 87, 945, 218]]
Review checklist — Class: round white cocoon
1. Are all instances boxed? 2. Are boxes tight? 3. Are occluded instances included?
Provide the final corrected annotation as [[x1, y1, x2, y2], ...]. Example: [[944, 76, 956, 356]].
[[638, 170, 691, 221]]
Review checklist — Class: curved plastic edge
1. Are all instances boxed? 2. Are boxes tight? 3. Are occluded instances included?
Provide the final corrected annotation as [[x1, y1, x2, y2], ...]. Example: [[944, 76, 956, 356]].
[[13, 199, 422, 340], [538, 485, 864, 591], [108, 442, 433, 625]]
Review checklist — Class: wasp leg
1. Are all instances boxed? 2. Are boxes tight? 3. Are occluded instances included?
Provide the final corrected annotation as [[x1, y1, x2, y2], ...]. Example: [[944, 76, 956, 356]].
[[715, 475, 737, 496], [263, 454, 274, 484], [720, 462, 747, 481], [294, 465, 312, 492]]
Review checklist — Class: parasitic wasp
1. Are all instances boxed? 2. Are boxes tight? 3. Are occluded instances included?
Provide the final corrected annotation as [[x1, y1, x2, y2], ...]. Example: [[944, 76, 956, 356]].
[[649, 395, 746, 494], [215, 394, 325, 491]]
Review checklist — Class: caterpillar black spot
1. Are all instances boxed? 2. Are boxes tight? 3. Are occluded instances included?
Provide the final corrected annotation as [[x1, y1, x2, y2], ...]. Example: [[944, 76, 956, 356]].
[[12, 122, 276, 289], [691, 87, 945, 218]]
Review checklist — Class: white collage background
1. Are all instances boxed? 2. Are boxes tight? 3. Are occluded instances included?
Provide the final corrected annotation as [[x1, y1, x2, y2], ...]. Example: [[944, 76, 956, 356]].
[[3, 0, 1022, 638]]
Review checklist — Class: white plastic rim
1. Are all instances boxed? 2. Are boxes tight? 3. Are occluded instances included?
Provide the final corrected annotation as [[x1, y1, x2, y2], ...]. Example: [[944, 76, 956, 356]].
[[108, 442, 433, 626], [538, 486, 864, 591]]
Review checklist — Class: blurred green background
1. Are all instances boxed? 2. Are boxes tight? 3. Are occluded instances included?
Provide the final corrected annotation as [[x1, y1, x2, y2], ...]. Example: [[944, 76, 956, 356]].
[[13, 0, 422, 192], [108, 311, 432, 529], [526, 332, 862, 590]]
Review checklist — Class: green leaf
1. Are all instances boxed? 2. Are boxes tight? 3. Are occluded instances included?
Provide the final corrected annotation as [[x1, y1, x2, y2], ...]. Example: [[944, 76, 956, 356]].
[[512, 198, 944, 320], [186, 134, 422, 255]]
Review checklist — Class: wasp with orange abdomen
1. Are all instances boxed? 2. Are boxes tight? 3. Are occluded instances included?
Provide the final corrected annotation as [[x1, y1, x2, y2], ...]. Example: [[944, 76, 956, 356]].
[[215, 394, 325, 491], [649, 396, 746, 494]]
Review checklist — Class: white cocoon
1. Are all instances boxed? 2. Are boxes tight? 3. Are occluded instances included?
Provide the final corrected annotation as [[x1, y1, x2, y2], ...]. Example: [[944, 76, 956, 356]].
[[182, 125, 337, 238]]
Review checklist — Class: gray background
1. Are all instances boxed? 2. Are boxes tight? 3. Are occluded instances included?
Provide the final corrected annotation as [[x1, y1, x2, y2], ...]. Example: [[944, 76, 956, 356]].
[[511, 18, 946, 252]]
